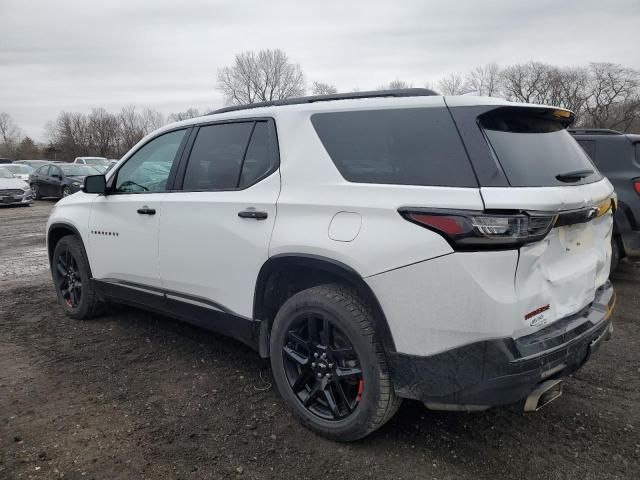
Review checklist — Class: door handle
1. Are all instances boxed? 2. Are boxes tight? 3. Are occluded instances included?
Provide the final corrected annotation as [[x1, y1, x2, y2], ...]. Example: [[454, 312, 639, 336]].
[[238, 209, 268, 220], [137, 206, 156, 215]]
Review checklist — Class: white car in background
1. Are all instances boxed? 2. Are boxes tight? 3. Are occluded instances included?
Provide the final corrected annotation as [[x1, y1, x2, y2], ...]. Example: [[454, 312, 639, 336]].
[[2, 163, 33, 181], [0, 166, 33, 206], [73, 157, 111, 173]]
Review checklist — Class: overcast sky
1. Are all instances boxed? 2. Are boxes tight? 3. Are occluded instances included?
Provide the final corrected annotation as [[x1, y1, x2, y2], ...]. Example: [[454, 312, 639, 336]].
[[1, 0, 639, 141]]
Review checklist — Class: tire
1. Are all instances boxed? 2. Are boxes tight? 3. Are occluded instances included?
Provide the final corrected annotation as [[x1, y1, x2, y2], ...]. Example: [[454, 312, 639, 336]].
[[31, 183, 41, 200], [611, 236, 621, 273], [51, 235, 102, 319], [270, 284, 401, 441], [62, 186, 72, 198]]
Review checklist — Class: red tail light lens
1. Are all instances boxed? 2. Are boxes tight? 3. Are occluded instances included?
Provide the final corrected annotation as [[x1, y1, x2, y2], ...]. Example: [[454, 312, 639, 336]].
[[634, 179, 640, 195], [400, 209, 556, 250]]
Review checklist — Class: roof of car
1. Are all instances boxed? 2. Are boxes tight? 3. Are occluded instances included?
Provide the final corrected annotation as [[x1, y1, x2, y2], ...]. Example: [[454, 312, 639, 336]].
[[569, 129, 640, 143], [137, 91, 574, 153]]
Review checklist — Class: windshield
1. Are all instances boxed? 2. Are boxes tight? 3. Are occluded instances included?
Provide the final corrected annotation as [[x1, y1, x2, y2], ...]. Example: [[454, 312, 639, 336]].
[[0, 167, 15, 179], [60, 164, 100, 176], [480, 108, 602, 187], [3, 164, 32, 174], [83, 158, 109, 166]]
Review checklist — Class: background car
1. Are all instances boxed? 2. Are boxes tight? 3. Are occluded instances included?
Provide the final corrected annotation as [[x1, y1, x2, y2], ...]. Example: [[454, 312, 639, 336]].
[[1, 163, 33, 181], [570, 128, 640, 268], [29, 163, 100, 199], [73, 157, 111, 173], [0, 158, 13, 164], [0, 166, 32, 206], [13, 159, 53, 169]]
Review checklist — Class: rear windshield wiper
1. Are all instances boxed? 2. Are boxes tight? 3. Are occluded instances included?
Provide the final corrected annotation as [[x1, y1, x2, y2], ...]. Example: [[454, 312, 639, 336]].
[[555, 169, 594, 183]]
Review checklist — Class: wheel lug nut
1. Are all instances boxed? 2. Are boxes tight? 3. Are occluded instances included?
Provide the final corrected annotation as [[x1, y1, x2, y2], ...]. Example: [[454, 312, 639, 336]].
[[325, 373, 331, 378], [311, 362, 316, 368], [328, 363, 333, 368], [314, 353, 319, 358], [317, 373, 322, 378]]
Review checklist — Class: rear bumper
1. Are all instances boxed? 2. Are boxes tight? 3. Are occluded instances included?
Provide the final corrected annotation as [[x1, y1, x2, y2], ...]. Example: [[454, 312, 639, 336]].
[[388, 281, 615, 408]]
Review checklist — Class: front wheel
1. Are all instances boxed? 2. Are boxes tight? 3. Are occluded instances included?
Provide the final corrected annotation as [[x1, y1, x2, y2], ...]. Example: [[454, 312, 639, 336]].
[[31, 183, 41, 200], [270, 284, 401, 441], [51, 235, 102, 319]]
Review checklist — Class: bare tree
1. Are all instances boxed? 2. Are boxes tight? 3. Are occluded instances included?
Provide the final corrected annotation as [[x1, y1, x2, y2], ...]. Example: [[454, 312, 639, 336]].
[[311, 81, 338, 95], [464, 63, 501, 96], [437, 73, 466, 95], [168, 108, 201, 122], [0, 112, 23, 157], [87, 108, 119, 157], [582, 63, 640, 131], [500, 62, 554, 103], [217, 49, 306, 105]]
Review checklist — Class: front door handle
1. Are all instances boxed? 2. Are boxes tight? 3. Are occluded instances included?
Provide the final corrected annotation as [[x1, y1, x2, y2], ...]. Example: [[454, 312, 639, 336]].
[[137, 206, 156, 215], [238, 209, 268, 220]]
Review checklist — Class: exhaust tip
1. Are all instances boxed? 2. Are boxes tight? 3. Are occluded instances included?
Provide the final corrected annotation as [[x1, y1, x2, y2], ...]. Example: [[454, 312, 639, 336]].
[[524, 379, 563, 412]]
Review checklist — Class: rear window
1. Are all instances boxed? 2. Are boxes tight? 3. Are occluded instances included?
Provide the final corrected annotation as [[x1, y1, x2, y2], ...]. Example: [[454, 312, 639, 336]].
[[311, 108, 477, 187], [480, 109, 602, 187]]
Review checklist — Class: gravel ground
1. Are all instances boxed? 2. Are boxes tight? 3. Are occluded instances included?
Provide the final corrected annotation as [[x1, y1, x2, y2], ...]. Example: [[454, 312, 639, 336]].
[[1, 200, 639, 480]]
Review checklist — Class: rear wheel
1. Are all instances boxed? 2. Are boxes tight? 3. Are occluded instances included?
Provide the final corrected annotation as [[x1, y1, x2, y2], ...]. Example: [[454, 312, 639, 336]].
[[62, 186, 72, 198], [270, 284, 400, 441], [52, 235, 102, 319]]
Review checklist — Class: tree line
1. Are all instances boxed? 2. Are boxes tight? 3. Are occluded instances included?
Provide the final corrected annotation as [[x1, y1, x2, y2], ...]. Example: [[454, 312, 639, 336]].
[[1, 49, 639, 162]]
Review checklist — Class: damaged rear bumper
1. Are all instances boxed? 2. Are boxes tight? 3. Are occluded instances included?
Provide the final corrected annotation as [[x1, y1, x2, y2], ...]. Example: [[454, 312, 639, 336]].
[[388, 280, 615, 409]]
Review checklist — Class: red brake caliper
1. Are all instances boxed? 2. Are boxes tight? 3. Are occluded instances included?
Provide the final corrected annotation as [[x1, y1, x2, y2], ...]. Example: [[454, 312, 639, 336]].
[[356, 379, 364, 402]]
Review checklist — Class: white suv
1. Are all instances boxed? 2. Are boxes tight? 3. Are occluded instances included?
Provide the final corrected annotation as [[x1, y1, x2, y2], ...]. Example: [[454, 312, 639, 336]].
[[46, 90, 616, 441]]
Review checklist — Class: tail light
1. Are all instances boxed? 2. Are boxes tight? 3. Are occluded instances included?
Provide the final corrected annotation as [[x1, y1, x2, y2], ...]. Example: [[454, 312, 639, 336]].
[[399, 209, 556, 250], [634, 179, 640, 195]]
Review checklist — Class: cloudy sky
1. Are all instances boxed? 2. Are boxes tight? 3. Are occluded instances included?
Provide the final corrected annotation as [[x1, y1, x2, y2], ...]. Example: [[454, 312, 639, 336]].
[[1, 0, 639, 141]]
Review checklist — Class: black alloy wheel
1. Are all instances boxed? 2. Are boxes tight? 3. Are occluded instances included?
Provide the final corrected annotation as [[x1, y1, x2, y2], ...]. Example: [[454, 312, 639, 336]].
[[55, 249, 82, 308], [31, 183, 41, 199], [62, 186, 72, 197], [270, 284, 401, 441], [51, 235, 102, 319], [282, 313, 364, 421]]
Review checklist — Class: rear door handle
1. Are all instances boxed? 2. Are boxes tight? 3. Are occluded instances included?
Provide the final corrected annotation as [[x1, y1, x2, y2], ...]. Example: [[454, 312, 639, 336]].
[[238, 209, 268, 220], [137, 206, 156, 215]]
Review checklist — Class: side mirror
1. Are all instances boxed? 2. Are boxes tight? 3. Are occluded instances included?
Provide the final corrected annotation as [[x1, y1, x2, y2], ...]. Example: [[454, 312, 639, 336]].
[[83, 175, 107, 194]]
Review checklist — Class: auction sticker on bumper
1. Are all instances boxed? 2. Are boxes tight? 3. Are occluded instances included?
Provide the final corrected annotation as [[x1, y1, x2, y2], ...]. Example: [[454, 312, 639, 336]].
[[525, 304, 551, 327]]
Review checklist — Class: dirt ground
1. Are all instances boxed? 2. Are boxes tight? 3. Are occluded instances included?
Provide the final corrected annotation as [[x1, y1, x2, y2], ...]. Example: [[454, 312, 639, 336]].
[[1, 200, 639, 480]]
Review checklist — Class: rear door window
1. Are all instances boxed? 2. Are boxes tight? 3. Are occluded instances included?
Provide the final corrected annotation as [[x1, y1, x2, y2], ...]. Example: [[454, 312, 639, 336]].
[[311, 108, 477, 187], [183, 123, 253, 190], [183, 121, 278, 190], [480, 108, 602, 187]]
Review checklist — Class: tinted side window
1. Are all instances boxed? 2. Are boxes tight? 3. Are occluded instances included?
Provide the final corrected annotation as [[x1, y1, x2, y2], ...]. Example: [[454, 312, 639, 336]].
[[38, 165, 50, 176], [239, 122, 277, 188], [311, 108, 477, 187], [115, 130, 186, 193], [577, 140, 596, 161], [183, 123, 254, 190]]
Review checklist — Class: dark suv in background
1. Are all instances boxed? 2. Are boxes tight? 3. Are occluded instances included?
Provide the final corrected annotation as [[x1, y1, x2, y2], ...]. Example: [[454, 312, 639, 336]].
[[570, 129, 640, 268]]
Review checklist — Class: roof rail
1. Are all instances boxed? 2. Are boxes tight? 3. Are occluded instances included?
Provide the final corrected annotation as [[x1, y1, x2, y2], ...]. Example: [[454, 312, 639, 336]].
[[212, 88, 439, 115], [568, 128, 623, 135]]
